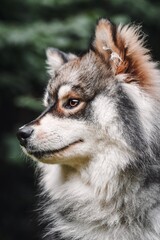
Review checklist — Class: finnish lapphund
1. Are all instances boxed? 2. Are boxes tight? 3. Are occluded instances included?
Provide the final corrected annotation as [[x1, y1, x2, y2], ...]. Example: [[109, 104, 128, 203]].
[[17, 19, 160, 240]]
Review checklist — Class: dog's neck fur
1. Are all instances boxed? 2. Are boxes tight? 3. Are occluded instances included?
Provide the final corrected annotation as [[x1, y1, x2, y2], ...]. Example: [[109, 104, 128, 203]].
[[38, 145, 159, 240], [40, 146, 130, 201]]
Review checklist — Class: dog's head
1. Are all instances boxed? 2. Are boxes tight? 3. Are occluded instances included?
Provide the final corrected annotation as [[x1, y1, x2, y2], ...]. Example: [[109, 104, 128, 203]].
[[17, 19, 159, 167]]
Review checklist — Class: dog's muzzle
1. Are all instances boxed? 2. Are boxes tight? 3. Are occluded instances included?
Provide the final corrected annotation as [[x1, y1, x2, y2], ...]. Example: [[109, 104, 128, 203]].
[[17, 104, 55, 148], [17, 126, 34, 147]]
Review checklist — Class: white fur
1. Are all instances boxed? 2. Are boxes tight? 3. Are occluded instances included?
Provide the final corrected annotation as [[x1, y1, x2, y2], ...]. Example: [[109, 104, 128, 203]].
[[30, 114, 98, 165], [58, 85, 72, 99]]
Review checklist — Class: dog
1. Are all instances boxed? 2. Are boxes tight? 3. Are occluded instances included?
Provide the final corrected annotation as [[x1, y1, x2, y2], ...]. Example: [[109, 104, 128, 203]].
[[17, 18, 160, 240]]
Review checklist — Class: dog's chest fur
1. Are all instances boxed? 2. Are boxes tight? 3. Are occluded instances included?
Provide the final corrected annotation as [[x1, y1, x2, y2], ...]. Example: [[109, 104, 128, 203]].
[[39, 161, 160, 240]]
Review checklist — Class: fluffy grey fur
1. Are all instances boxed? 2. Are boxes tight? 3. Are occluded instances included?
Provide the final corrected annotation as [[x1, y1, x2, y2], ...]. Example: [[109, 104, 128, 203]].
[[17, 19, 160, 240]]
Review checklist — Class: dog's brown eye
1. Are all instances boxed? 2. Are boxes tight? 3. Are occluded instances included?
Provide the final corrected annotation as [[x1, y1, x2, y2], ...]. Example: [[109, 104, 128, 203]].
[[64, 99, 80, 109]]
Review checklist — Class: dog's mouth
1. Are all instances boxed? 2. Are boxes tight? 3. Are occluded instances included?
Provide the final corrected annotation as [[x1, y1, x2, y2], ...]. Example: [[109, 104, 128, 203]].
[[27, 139, 83, 159]]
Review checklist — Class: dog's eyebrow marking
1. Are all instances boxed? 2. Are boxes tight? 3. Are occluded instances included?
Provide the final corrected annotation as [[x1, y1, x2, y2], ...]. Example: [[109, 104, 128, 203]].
[[58, 85, 72, 99]]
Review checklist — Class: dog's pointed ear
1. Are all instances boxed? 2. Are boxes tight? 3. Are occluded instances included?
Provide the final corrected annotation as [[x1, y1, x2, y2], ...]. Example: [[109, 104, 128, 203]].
[[93, 19, 128, 75], [93, 18, 157, 87], [46, 48, 77, 76]]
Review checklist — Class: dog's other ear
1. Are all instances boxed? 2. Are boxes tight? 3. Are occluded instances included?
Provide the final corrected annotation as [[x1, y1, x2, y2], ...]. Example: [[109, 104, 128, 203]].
[[93, 18, 158, 88], [46, 48, 77, 76]]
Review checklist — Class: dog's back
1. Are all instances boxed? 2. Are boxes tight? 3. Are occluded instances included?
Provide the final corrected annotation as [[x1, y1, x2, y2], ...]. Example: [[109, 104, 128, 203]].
[[17, 19, 160, 240]]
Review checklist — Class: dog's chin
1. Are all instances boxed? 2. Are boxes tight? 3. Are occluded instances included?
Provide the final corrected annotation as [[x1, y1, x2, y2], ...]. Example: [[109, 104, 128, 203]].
[[22, 139, 84, 164]]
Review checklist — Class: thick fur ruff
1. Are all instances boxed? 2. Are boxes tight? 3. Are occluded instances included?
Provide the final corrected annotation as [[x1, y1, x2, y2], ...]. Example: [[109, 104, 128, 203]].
[[18, 19, 160, 240]]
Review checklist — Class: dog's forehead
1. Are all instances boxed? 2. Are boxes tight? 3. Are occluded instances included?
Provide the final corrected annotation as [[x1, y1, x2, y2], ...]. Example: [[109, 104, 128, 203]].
[[48, 59, 81, 93], [46, 51, 112, 99]]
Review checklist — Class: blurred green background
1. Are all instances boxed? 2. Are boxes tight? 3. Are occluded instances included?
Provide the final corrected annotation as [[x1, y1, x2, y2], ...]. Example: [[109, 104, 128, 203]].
[[1, 0, 160, 239]]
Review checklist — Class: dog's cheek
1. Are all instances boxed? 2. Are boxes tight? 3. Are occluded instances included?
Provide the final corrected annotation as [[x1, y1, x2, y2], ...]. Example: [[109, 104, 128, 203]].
[[91, 95, 118, 129], [28, 114, 96, 152]]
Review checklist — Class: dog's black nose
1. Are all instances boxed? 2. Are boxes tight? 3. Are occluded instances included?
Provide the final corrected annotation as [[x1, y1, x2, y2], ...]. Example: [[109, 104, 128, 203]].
[[17, 126, 34, 146]]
